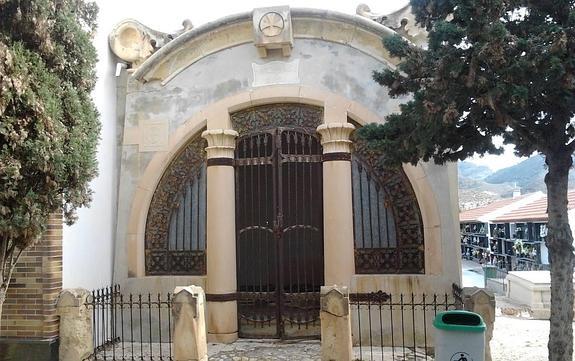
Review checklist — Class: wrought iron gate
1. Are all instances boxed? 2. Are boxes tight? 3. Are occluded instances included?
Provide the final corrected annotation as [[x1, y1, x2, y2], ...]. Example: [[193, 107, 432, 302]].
[[235, 127, 324, 339]]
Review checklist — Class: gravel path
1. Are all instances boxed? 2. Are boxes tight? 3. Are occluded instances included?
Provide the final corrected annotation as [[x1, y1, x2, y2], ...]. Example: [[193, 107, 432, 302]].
[[491, 315, 552, 361]]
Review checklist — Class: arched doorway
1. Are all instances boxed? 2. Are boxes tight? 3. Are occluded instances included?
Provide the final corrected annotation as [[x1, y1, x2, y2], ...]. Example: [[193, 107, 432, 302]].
[[233, 104, 324, 338]]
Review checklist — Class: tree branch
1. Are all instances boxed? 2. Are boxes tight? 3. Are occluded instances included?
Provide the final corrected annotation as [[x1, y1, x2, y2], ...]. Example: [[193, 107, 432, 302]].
[[6, 247, 24, 289], [4, 242, 16, 282], [0, 237, 8, 281], [487, 96, 548, 154]]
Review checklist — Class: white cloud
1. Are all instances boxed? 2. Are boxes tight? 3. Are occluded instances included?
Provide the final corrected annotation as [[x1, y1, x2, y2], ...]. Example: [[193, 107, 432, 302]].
[[468, 143, 526, 171]]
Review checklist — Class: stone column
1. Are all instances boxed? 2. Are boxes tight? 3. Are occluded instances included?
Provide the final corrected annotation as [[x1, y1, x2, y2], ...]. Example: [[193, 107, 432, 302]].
[[172, 286, 207, 361], [320, 285, 353, 361], [317, 123, 356, 287], [463, 287, 496, 361], [57, 289, 93, 361], [201, 128, 239, 343]]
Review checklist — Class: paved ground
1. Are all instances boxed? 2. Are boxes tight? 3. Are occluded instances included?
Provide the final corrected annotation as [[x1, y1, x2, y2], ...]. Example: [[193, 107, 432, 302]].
[[462, 259, 487, 288], [95, 341, 432, 360], [208, 340, 321, 361], [209, 340, 432, 361]]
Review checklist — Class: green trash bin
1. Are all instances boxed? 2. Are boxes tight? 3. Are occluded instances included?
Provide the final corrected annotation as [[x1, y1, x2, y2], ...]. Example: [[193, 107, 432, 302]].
[[433, 310, 486, 361], [483, 265, 497, 287]]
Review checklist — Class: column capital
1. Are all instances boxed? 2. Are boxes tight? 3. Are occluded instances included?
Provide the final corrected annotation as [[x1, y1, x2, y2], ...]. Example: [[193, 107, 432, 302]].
[[201, 129, 239, 159], [316, 123, 355, 154]]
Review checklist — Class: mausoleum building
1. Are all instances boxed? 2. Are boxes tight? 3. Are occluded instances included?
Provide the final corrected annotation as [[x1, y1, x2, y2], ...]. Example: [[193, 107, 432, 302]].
[[107, 5, 461, 342]]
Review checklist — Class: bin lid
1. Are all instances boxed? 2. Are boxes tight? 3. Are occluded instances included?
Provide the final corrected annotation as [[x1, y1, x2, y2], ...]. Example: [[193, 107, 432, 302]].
[[433, 310, 486, 333]]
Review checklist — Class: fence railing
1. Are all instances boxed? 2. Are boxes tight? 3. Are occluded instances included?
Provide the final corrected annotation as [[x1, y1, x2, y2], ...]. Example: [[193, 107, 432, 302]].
[[80, 284, 466, 360], [349, 285, 462, 361], [83, 285, 173, 361]]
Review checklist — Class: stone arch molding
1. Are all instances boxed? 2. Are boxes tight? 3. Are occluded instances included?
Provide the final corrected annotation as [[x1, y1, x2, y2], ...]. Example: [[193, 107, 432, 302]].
[[125, 86, 442, 278], [121, 8, 401, 84]]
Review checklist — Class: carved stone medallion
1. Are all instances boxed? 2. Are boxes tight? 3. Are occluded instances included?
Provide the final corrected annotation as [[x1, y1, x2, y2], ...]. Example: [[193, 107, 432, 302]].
[[259, 12, 285, 37], [253, 6, 293, 57]]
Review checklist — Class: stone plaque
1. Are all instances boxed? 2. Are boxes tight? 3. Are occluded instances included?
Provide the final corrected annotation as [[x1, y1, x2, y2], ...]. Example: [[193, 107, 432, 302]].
[[140, 120, 169, 152], [252, 59, 299, 87]]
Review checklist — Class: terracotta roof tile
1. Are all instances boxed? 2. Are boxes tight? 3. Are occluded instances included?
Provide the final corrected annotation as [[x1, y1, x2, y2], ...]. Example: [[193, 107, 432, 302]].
[[493, 190, 575, 222], [459, 196, 526, 222]]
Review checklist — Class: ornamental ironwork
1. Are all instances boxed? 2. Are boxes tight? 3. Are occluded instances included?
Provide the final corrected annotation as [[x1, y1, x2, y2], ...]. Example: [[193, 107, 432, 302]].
[[230, 103, 323, 136], [352, 136, 425, 274], [234, 125, 324, 339], [145, 134, 207, 275]]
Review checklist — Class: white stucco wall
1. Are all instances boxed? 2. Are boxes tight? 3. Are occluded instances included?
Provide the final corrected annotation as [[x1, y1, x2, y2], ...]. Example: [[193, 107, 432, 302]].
[[62, 0, 406, 289]]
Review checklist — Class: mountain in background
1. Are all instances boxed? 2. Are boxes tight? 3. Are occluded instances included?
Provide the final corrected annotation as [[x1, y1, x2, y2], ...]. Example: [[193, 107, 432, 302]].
[[458, 155, 575, 209], [484, 156, 547, 193], [458, 161, 493, 180]]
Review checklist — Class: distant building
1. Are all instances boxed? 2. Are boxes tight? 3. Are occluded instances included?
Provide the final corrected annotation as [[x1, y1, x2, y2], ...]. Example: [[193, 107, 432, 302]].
[[459, 191, 575, 272]]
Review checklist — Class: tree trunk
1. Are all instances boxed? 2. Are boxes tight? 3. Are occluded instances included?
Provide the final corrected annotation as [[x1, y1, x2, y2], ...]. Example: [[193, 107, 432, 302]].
[[545, 151, 574, 361], [0, 283, 5, 330], [0, 244, 21, 332]]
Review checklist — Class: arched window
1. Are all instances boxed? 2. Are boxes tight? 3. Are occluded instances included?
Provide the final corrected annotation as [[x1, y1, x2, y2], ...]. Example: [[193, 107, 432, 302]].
[[352, 140, 425, 274], [167, 164, 206, 252], [145, 134, 207, 275], [352, 157, 397, 249]]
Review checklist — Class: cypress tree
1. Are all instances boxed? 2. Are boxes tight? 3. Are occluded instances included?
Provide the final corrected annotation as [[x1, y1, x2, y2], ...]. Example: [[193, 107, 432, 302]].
[[0, 0, 99, 318], [359, 1, 575, 359]]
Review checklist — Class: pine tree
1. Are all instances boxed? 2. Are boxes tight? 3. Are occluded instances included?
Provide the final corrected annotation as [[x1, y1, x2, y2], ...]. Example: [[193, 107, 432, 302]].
[[359, 1, 575, 359], [0, 0, 99, 319]]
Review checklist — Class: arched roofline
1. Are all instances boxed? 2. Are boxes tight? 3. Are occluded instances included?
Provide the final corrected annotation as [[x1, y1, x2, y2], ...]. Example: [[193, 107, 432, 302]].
[[132, 8, 399, 84]]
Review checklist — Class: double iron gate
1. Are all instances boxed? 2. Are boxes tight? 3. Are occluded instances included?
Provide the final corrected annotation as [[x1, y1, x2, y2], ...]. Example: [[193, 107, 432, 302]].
[[235, 127, 324, 338]]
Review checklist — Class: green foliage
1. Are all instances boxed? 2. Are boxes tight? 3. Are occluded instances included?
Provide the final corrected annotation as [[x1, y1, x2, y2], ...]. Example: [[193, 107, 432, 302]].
[[0, 0, 100, 250], [361, 1, 575, 358], [358, 0, 575, 167]]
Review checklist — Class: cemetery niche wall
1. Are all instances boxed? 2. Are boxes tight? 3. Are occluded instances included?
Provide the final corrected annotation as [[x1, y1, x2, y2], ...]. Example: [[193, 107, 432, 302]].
[[109, 5, 461, 342]]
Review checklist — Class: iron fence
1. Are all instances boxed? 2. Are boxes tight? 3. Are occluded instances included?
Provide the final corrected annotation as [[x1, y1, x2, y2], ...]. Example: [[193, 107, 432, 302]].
[[83, 285, 173, 361], [81, 284, 464, 360], [349, 284, 463, 360]]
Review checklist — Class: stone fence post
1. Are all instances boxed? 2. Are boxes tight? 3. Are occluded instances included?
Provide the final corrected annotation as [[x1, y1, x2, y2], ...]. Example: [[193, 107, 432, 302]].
[[172, 285, 207, 361], [463, 287, 496, 361], [320, 285, 353, 361], [57, 289, 93, 361]]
